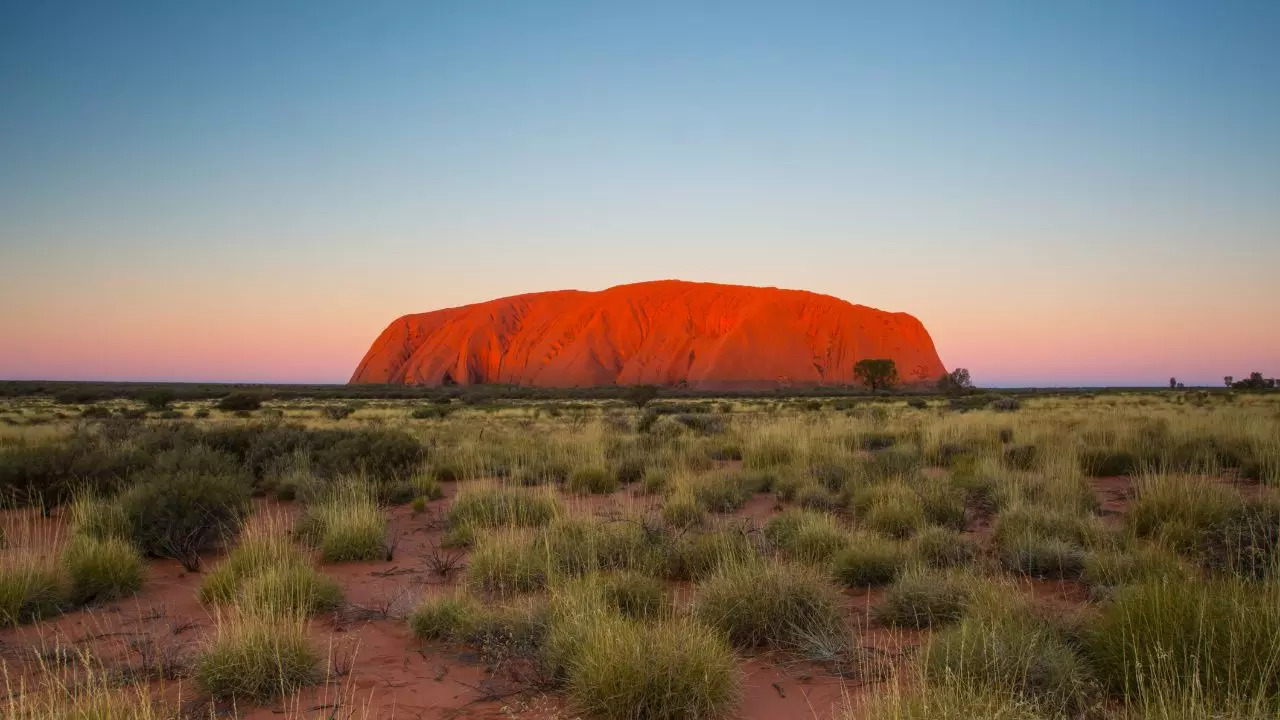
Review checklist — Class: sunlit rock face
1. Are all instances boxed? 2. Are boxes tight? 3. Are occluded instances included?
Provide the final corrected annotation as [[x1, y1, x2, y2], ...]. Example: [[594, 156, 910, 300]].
[[350, 280, 946, 389]]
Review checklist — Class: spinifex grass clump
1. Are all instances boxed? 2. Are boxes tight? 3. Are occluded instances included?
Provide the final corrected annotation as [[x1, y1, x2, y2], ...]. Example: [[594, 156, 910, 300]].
[[666, 526, 757, 581], [296, 481, 387, 562], [444, 483, 560, 546], [1127, 473, 1243, 552], [195, 613, 319, 701], [567, 615, 740, 720], [0, 561, 65, 626], [540, 515, 660, 576], [200, 522, 341, 616], [61, 535, 143, 605], [67, 493, 131, 542], [923, 612, 1094, 713], [763, 508, 850, 563], [4, 644, 167, 719], [567, 466, 618, 495], [991, 503, 1105, 579], [1082, 543, 1188, 593], [695, 559, 847, 656], [468, 528, 549, 595], [544, 577, 741, 720], [911, 525, 979, 568], [875, 568, 970, 629], [831, 532, 907, 588], [849, 482, 926, 536], [1086, 577, 1280, 711]]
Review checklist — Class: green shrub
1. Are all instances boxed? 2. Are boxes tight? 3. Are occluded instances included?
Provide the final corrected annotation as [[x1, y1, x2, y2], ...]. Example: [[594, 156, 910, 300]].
[[196, 615, 319, 700], [62, 536, 144, 605], [121, 472, 251, 571], [875, 568, 969, 628], [0, 561, 65, 626], [568, 467, 618, 495], [0, 439, 146, 511], [309, 427, 424, 481], [862, 679, 1050, 719], [696, 560, 847, 655], [831, 534, 905, 588], [215, 392, 263, 412]]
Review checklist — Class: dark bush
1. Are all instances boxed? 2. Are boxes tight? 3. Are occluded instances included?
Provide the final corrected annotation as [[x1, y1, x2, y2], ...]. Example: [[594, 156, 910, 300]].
[[140, 389, 176, 410], [53, 389, 107, 405], [991, 397, 1022, 411], [122, 472, 252, 571], [611, 456, 648, 485], [673, 413, 725, 434], [1079, 449, 1140, 477], [860, 432, 897, 451], [323, 405, 356, 421], [947, 395, 991, 413], [411, 405, 453, 420], [310, 427, 424, 481], [1204, 496, 1280, 579], [0, 439, 147, 511], [1002, 444, 1038, 471], [216, 392, 263, 412]]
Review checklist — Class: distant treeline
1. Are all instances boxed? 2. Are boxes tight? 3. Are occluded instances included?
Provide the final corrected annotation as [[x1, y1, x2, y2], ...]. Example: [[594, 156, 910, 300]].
[[0, 380, 1259, 404]]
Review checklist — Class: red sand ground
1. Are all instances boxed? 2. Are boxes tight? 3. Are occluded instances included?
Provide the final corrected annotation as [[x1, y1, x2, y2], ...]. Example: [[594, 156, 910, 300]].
[[350, 280, 946, 389], [10, 470, 1269, 719]]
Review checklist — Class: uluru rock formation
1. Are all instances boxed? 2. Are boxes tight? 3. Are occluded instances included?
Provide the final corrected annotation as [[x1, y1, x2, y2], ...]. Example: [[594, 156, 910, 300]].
[[350, 280, 945, 389]]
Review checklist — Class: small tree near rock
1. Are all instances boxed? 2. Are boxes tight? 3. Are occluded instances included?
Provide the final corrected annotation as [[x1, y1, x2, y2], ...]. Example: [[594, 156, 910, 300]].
[[937, 368, 974, 394], [627, 384, 660, 409], [854, 359, 899, 392]]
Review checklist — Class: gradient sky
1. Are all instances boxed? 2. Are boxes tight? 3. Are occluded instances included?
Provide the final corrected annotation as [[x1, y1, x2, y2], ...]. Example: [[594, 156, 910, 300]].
[[2, 2, 1277, 387]]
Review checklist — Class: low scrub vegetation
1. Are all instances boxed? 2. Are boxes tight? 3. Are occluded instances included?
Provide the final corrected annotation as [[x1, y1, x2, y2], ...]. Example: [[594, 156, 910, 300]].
[[0, 388, 1277, 718]]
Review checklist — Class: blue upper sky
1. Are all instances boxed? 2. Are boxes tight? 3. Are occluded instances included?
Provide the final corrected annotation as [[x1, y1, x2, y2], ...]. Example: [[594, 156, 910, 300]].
[[1, 2, 1277, 386]]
